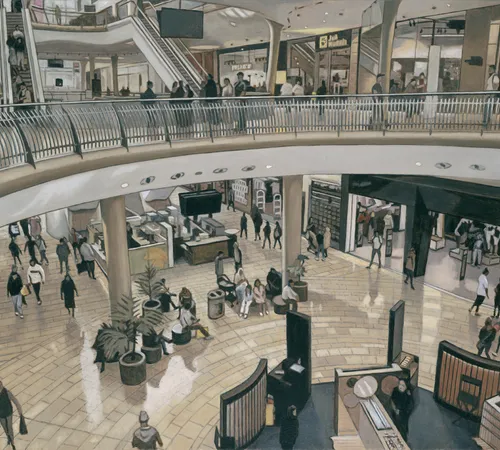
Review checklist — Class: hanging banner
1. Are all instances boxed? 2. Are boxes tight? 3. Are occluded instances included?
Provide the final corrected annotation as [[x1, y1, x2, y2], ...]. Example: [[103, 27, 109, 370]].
[[315, 30, 352, 52]]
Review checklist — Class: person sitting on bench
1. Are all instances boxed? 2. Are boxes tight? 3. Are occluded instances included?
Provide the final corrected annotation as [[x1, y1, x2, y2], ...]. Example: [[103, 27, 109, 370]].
[[180, 303, 214, 341]]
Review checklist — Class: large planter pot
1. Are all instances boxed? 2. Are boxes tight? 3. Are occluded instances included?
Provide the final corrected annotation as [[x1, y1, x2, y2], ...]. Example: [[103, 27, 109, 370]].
[[142, 334, 158, 348], [142, 299, 162, 320], [119, 351, 146, 386], [141, 345, 162, 364], [294, 281, 308, 302]]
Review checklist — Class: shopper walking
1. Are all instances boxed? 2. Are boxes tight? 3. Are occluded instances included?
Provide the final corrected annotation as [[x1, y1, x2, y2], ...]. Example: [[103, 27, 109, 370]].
[[253, 210, 263, 241], [240, 212, 248, 239], [0, 380, 24, 450], [27, 259, 45, 305], [494, 278, 500, 319], [13, 26, 25, 72], [233, 241, 242, 272], [132, 410, 163, 450], [472, 234, 484, 267], [23, 236, 37, 262], [262, 221, 272, 249], [239, 284, 253, 319], [8, 238, 23, 268], [56, 238, 71, 274], [280, 405, 299, 450], [7, 266, 24, 319], [477, 317, 496, 359], [366, 231, 383, 270], [273, 221, 282, 249], [282, 279, 299, 312], [29, 216, 42, 238], [323, 227, 331, 258], [54, 5, 62, 25], [253, 279, 268, 316], [19, 218, 30, 238], [315, 230, 325, 261], [35, 235, 49, 265], [61, 274, 78, 318], [79, 238, 96, 279], [470, 269, 490, 315], [215, 251, 224, 280], [227, 187, 236, 212], [404, 248, 416, 290], [70, 228, 82, 263], [8, 223, 20, 240]]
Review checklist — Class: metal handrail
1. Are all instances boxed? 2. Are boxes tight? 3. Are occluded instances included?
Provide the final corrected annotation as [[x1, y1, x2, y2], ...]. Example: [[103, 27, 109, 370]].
[[1, 92, 499, 171]]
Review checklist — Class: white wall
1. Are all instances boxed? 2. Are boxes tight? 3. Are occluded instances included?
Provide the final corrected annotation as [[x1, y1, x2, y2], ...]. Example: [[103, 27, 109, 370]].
[[39, 60, 82, 90]]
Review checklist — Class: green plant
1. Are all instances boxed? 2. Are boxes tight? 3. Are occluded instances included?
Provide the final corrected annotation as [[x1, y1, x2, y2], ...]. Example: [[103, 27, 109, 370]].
[[99, 295, 163, 362], [135, 262, 163, 300], [287, 254, 309, 282]]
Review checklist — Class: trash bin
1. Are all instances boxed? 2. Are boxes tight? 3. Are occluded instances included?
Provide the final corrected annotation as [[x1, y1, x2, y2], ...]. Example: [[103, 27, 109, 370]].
[[208, 289, 225, 319]]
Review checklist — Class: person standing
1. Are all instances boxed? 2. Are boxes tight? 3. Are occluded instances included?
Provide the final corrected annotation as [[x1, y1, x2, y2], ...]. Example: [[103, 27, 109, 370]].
[[404, 248, 416, 290], [233, 241, 242, 272], [472, 234, 484, 267], [282, 279, 299, 313], [215, 251, 224, 281], [141, 81, 157, 128], [19, 218, 30, 238], [35, 235, 49, 265], [239, 284, 253, 319], [234, 72, 248, 131], [390, 379, 414, 442], [132, 410, 163, 449], [240, 212, 248, 239], [477, 317, 496, 359], [292, 79, 304, 97], [279, 405, 299, 450], [8, 223, 20, 240], [280, 77, 293, 97], [7, 266, 24, 319], [366, 231, 383, 270], [0, 380, 24, 450], [273, 221, 282, 249], [8, 238, 22, 268], [24, 235, 37, 262], [29, 216, 42, 238], [234, 268, 248, 307], [470, 268, 490, 316], [494, 278, 500, 319], [315, 230, 325, 261], [61, 274, 78, 318], [227, 188, 236, 212], [371, 73, 385, 130], [323, 227, 331, 258], [12, 26, 25, 72], [262, 221, 272, 249], [222, 78, 233, 97], [54, 5, 62, 25], [317, 80, 327, 116], [253, 212, 263, 241], [253, 279, 268, 316], [79, 237, 96, 280], [70, 228, 81, 263], [27, 258, 45, 305]]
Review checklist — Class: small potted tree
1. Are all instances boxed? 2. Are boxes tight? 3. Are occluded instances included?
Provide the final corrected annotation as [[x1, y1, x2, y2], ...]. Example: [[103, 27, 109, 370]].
[[136, 262, 163, 319], [287, 254, 309, 302], [99, 295, 163, 385]]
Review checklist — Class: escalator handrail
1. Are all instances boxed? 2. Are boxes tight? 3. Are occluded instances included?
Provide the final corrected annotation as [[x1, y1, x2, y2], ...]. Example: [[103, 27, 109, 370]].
[[22, 6, 44, 102], [0, 5, 13, 104]]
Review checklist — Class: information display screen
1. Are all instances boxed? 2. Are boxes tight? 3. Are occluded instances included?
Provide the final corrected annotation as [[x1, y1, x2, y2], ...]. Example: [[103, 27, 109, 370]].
[[157, 8, 204, 39]]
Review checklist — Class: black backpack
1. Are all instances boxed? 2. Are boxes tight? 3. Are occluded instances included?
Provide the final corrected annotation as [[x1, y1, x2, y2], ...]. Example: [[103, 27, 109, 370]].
[[14, 37, 25, 52]]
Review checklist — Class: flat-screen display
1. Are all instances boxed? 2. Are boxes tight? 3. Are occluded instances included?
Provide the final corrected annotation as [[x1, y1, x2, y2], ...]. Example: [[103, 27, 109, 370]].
[[178, 189, 222, 216], [157, 8, 204, 39], [387, 300, 405, 364]]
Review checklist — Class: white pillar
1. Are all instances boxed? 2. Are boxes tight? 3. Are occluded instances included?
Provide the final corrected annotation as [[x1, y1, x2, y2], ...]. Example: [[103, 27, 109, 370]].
[[282, 175, 303, 288], [45, 210, 70, 240], [80, 60, 87, 91], [101, 196, 131, 320], [424, 45, 441, 118], [266, 19, 283, 95], [111, 54, 119, 96], [379, 0, 402, 93]]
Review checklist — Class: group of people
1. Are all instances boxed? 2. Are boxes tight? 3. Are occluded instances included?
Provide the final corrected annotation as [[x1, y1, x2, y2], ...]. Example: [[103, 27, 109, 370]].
[[233, 268, 268, 319], [305, 218, 331, 261], [6, 25, 32, 104]]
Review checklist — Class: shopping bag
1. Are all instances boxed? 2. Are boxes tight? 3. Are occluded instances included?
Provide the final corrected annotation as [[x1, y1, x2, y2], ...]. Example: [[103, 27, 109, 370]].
[[19, 415, 28, 435], [20, 285, 30, 296]]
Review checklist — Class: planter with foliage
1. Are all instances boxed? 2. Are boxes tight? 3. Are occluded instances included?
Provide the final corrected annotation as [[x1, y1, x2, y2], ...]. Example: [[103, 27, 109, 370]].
[[99, 295, 163, 385], [136, 262, 164, 320], [288, 254, 309, 302]]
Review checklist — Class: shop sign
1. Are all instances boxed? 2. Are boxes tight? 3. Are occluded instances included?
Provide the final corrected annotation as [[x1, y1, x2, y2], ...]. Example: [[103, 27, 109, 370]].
[[315, 30, 352, 52], [232, 63, 252, 71]]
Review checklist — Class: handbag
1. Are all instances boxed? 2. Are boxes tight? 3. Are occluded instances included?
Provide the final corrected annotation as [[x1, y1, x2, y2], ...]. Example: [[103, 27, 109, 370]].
[[19, 415, 28, 435], [20, 285, 30, 296]]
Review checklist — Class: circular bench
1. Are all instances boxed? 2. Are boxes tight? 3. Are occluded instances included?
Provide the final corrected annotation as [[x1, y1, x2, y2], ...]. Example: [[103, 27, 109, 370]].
[[272, 295, 288, 315], [172, 324, 192, 345]]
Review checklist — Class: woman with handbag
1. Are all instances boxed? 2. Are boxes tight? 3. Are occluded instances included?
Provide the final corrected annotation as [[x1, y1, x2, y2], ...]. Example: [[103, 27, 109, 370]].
[[0, 379, 25, 450], [477, 317, 496, 359]]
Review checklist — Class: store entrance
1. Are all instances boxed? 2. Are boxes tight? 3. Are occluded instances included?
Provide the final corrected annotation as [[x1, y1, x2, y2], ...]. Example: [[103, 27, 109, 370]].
[[318, 48, 350, 94], [348, 195, 406, 272]]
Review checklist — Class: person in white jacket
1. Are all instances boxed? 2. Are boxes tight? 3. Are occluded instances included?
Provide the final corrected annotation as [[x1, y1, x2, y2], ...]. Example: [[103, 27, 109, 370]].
[[27, 258, 45, 305], [240, 284, 253, 319]]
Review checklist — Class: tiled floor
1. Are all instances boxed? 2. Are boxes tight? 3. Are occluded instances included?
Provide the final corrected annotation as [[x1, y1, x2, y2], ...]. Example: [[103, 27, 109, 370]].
[[0, 204, 494, 449]]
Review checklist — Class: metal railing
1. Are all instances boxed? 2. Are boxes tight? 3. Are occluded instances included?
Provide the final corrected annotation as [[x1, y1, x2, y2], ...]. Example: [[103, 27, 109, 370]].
[[1, 92, 499, 171], [29, 4, 116, 29]]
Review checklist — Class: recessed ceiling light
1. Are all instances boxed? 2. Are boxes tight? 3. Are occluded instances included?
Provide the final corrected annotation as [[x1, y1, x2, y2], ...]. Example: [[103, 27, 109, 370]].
[[435, 162, 451, 169], [171, 172, 185, 180], [415, 162, 422, 167], [230, 21, 236, 27], [266, 165, 272, 169], [304, 25, 308, 29], [121, 183, 129, 188], [242, 165, 255, 172], [323, 20, 326, 23], [325, 12, 328, 15], [287, 34, 290, 38], [213, 168, 228, 174], [446, 3, 451, 6], [470, 164, 485, 171], [140, 176, 155, 185], [195, 171, 203, 175]]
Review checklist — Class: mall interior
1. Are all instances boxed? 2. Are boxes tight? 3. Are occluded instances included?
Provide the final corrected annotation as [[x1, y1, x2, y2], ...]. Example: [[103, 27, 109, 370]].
[[2, 0, 500, 449]]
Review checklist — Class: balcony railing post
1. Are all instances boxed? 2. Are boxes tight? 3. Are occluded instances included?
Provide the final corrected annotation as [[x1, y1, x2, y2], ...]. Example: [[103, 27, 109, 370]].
[[61, 107, 82, 157], [13, 118, 36, 168], [111, 102, 129, 151], [294, 98, 298, 137], [161, 102, 172, 148]]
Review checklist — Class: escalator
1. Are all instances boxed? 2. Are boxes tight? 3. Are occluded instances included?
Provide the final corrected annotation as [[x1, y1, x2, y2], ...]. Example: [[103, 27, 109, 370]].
[[134, 7, 205, 94], [0, 5, 13, 104], [359, 36, 380, 78]]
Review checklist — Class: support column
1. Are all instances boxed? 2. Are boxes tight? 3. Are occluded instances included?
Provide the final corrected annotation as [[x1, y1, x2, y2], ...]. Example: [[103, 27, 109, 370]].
[[282, 175, 303, 288], [266, 19, 283, 95], [89, 56, 95, 81], [101, 196, 131, 319], [379, 0, 402, 93], [80, 60, 87, 91], [111, 54, 119, 96]]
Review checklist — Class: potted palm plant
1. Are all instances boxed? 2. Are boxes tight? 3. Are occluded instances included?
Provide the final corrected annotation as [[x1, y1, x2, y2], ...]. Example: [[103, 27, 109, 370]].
[[99, 294, 163, 385], [287, 254, 309, 302], [135, 262, 163, 319]]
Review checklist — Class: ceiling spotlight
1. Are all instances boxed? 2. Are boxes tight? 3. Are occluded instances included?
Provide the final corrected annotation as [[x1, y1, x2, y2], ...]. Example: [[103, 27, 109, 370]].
[[230, 21, 236, 27], [339, 12, 343, 16], [415, 162, 422, 167], [121, 183, 129, 188], [266, 165, 272, 169], [435, 162, 452, 169], [470, 164, 485, 171], [304, 25, 308, 29], [213, 168, 228, 174], [325, 12, 328, 15], [323, 20, 326, 23], [171, 172, 185, 180], [242, 165, 255, 172], [287, 34, 290, 38], [140, 176, 155, 185], [446, 3, 451, 6]]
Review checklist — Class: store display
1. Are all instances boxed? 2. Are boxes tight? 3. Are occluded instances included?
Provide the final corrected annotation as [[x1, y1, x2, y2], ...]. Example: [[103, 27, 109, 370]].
[[310, 181, 342, 249]]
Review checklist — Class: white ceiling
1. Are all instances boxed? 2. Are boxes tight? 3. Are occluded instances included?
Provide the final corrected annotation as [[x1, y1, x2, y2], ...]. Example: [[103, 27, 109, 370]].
[[1, 143, 499, 226]]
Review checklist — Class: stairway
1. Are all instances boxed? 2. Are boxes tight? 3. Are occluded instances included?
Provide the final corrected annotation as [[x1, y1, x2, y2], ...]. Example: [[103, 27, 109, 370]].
[[137, 13, 202, 94], [6, 12, 33, 101]]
